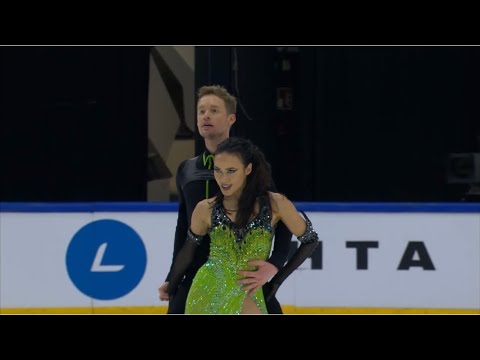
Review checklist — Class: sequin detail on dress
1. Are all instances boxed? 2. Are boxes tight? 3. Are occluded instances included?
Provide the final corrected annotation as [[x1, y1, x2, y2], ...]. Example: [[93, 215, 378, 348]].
[[185, 199, 273, 314]]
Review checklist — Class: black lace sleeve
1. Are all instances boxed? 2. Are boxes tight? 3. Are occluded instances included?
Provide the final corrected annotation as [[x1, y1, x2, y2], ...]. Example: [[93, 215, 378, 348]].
[[167, 229, 204, 297], [265, 212, 319, 301]]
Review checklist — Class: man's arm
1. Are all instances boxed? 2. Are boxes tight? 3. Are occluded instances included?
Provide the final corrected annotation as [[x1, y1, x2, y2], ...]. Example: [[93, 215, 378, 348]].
[[268, 220, 292, 270], [165, 160, 188, 281], [267, 179, 292, 270]]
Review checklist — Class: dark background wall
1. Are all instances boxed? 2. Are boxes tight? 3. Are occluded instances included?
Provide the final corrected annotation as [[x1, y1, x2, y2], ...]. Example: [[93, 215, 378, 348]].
[[1, 46, 150, 201], [2, 46, 478, 202], [195, 46, 480, 202]]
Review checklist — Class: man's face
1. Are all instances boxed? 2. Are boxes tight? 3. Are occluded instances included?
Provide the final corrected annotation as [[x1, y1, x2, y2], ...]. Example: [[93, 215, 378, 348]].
[[197, 95, 236, 141]]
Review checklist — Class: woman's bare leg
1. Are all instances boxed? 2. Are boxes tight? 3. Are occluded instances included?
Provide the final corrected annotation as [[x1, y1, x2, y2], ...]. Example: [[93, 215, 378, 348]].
[[241, 295, 262, 314]]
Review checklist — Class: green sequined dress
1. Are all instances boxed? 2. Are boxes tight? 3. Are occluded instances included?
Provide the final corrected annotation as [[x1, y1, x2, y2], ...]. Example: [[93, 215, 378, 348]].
[[185, 200, 273, 314]]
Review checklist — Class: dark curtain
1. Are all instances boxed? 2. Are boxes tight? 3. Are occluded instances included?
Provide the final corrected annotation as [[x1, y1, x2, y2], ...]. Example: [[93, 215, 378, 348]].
[[307, 46, 479, 201], [1, 46, 149, 201], [194, 46, 480, 202]]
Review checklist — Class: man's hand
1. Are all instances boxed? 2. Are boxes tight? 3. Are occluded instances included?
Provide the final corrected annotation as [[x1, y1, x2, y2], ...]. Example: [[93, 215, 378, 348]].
[[237, 260, 278, 296], [158, 281, 169, 301]]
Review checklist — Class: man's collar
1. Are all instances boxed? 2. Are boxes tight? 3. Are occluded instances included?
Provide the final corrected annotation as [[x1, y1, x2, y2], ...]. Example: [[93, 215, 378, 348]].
[[196, 150, 214, 169]]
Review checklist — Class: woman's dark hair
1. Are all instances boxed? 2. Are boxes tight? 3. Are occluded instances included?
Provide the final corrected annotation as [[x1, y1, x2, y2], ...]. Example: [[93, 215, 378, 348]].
[[214, 137, 272, 227]]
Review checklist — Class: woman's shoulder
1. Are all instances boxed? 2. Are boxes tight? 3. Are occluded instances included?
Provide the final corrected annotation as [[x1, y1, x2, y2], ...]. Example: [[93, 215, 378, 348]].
[[192, 198, 215, 228], [267, 191, 289, 203], [196, 197, 216, 210], [266, 191, 291, 214]]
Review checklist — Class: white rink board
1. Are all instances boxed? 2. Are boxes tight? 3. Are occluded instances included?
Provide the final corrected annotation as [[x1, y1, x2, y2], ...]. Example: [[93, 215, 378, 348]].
[[284, 212, 480, 309], [1, 208, 479, 310]]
